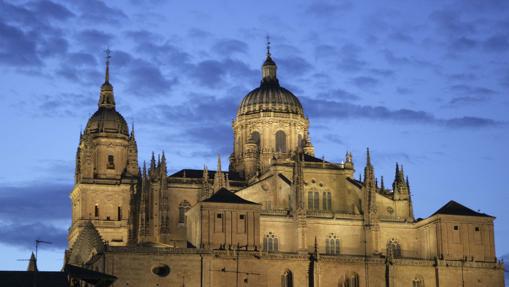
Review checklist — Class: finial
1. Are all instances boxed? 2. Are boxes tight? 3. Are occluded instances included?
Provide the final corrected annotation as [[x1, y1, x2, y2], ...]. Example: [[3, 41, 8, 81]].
[[366, 148, 371, 166], [266, 35, 271, 57], [104, 48, 111, 82]]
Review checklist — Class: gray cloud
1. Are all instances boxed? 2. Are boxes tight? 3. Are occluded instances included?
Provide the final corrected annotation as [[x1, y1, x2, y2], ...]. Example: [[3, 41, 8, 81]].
[[305, 1, 353, 17], [70, 0, 127, 24], [351, 76, 379, 89], [0, 222, 67, 249], [318, 88, 360, 102], [301, 97, 501, 128], [0, 21, 42, 67], [0, 183, 71, 222], [212, 39, 248, 56]]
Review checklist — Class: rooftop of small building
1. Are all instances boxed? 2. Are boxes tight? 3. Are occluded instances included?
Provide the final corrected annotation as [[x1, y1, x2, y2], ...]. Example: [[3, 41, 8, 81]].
[[203, 188, 259, 205], [431, 200, 493, 218]]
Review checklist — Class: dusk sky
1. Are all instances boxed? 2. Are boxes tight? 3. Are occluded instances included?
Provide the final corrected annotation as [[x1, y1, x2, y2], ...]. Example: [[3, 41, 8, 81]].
[[0, 0, 508, 271]]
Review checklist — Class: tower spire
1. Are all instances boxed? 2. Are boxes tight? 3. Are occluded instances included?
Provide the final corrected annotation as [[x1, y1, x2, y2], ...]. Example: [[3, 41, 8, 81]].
[[262, 36, 277, 82], [105, 48, 111, 83], [98, 48, 115, 109], [266, 35, 271, 57]]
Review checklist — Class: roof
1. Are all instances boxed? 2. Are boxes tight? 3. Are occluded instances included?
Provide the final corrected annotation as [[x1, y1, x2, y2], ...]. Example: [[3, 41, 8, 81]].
[[203, 188, 258, 205], [303, 154, 331, 163], [0, 265, 116, 287], [169, 169, 243, 181], [431, 200, 493, 218]]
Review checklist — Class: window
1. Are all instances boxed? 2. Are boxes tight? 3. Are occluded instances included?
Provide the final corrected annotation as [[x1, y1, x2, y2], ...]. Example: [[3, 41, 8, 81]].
[[325, 233, 340, 255], [323, 192, 332, 210], [475, 227, 480, 232], [178, 201, 191, 224], [117, 206, 122, 221], [412, 277, 424, 287], [107, 155, 115, 169], [94, 205, 99, 217], [339, 273, 359, 287], [308, 191, 320, 210], [281, 270, 293, 287], [386, 238, 402, 258], [238, 214, 246, 233], [264, 232, 279, 252], [454, 225, 459, 230], [275, 131, 287, 153], [251, 131, 261, 149], [217, 213, 222, 219]]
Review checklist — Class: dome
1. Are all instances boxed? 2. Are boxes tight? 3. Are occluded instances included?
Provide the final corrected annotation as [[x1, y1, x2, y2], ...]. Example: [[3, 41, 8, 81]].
[[85, 107, 129, 136], [237, 81, 304, 116]]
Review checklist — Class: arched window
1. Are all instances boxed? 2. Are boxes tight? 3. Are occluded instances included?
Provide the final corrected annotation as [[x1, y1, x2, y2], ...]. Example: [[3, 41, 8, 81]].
[[178, 201, 191, 224], [338, 272, 359, 287], [325, 233, 340, 255], [281, 269, 293, 287], [263, 232, 279, 252], [412, 276, 424, 287], [275, 131, 287, 153], [307, 191, 320, 210], [94, 204, 99, 218], [322, 191, 332, 210], [387, 238, 402, 258], [251, 131, 261, 149]]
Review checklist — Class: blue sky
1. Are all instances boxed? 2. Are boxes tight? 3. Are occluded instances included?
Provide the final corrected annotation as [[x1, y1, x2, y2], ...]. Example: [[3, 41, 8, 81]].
[[0, 0, 508, 271]]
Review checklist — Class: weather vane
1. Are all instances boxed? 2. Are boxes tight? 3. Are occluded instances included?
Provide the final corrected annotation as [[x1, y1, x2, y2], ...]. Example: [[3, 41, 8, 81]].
[[266, 35, 271, 56], [105, 47, 111, 65]]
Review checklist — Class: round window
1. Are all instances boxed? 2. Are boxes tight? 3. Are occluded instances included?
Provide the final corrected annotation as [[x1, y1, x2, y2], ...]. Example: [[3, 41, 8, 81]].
[[152, 264, 170, 277]]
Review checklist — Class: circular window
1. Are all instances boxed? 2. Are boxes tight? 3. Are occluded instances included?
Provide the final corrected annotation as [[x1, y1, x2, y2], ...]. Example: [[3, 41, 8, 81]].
[[152, 264, 170, 277]]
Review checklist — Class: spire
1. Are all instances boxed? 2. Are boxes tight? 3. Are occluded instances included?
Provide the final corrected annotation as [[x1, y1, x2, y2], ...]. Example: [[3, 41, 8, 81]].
[[160, 151, 167, 176], [393, 162, 409, 200], [98, 48, 115, 109], [149, 152, 156, 178], [213, 154, 226, 192], [105, 48, 110, 82], [200, 165, 211, 201], [27, 252, 37, 272], [363, 148, 377, 221], [262, 36, 277, 82], [380, 176, 385, 193]]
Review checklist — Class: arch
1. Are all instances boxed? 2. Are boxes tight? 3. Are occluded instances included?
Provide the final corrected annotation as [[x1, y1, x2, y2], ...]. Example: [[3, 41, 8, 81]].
[[412, 275, 424, 287], [386, 238, 402, 258], [281, 269, 293, 287], [263, 232, 279, 252], [325, 233, 340, 255], [178, 200, 191, 224], [275, 130, 287, 153], [338, 272, 359, 287], [250, 131, 261, 148]]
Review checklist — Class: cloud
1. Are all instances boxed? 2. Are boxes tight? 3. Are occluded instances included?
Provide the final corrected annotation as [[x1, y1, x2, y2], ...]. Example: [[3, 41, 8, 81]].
[[0, 21, 42, 67], [318, 88, 360, 102], [429, 9, 476, 36], [0, 183, 71, 223], [337, 44, 366, 72], [0, 222, 67, 249], [305, 1, 353, 17], [70, 0, 127, 24], [277, 56, 312, 77], [126, 58, 178, 95], [212, 39, 248, 56], [351, 76, 379, 89], [483, 34, 509, 52], [301, 97, 501, 128], [447, 84, 497, 106], [75, 29, 114, 50], [189, 58, 257, 89]]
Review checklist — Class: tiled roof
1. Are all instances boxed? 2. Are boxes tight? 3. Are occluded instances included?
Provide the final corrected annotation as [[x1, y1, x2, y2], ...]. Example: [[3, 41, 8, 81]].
[[203, 188, 258, 205], [431, 200, 493, 218]]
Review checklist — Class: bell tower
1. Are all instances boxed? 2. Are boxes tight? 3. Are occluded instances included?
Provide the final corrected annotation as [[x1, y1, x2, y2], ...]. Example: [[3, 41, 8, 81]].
[[69, 50, 139, 248]]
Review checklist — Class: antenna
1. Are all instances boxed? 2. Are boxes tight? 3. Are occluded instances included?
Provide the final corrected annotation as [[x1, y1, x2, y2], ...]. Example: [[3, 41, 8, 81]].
[[35, 239, 52, 266]]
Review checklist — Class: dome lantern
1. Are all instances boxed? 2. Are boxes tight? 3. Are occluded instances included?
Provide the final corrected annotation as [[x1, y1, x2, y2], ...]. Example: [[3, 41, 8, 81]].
[[98, 49, 116, 109]]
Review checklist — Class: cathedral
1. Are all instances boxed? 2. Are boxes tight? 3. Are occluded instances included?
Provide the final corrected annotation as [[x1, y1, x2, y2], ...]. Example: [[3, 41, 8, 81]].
[[66, 46, 505, 287]]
